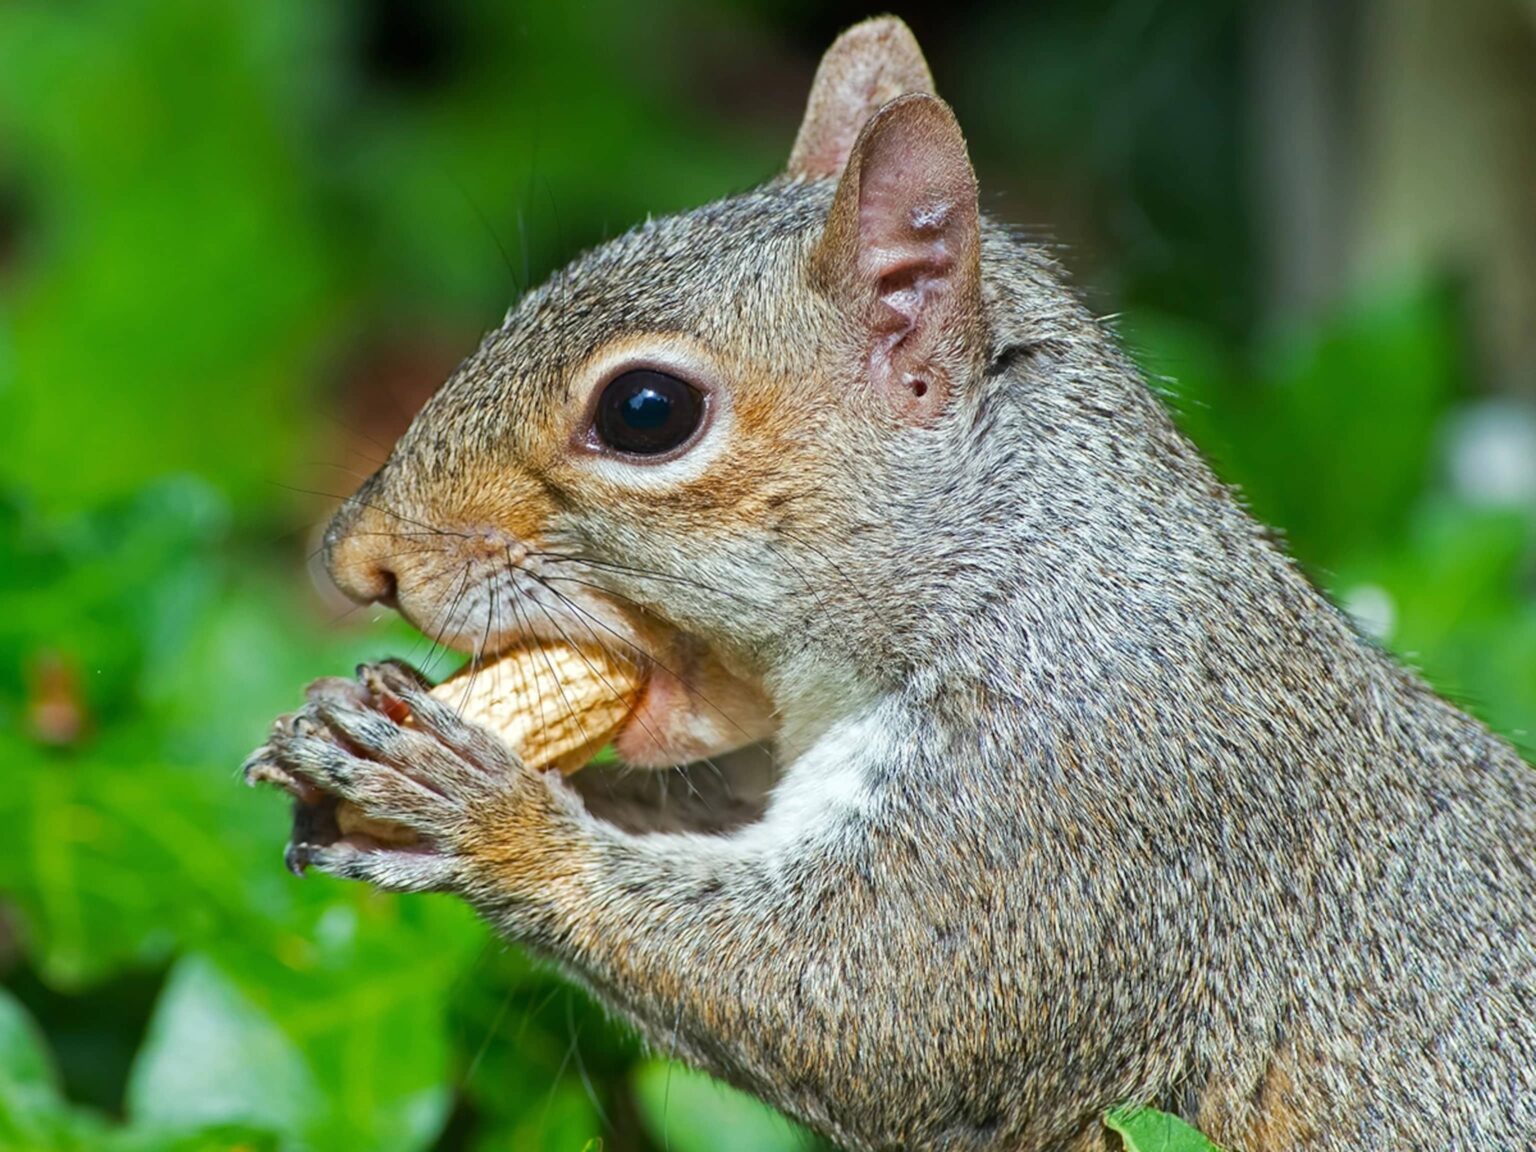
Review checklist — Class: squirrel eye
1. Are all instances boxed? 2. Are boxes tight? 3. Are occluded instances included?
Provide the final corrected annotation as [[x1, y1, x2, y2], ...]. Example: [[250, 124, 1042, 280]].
[[593, 369, 705, 456]]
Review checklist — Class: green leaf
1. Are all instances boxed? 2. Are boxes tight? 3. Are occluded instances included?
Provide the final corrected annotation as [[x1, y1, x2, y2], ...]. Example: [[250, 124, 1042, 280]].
[[0, 987, 73, 1148], [0, 990, 275, 1152], [1252, 286, 1460, 566], [125, 954, 321, 1139], [129, 899, 483, 1152], [1105, 1106, 1225, 1152], [631, 1062, 817, 1152], [0, 987, 61, 1105]]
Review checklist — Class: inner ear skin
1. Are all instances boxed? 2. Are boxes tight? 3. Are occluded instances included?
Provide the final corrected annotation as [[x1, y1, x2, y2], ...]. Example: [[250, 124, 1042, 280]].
[[821, 95, 982, 425], [868, 263, 951, 419]]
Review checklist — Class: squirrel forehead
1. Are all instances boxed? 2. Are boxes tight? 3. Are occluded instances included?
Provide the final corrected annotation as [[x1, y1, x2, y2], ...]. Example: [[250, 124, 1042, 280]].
[[400, 175, 1069, 468], [385, 181, 839, 470], [495, 179, 835, 384]]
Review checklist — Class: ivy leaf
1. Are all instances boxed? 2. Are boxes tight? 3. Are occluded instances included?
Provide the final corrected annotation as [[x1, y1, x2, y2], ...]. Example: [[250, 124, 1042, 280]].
[[1104, 1106, 1225, 1152]]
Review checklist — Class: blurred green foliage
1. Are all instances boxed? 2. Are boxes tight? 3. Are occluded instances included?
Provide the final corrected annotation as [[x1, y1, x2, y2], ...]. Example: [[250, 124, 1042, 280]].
[[0, 2, 1532, 1151]]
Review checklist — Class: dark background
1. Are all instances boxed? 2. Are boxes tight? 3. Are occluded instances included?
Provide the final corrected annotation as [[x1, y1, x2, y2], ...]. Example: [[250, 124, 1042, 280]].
[[2, 2, 1533, 1150]]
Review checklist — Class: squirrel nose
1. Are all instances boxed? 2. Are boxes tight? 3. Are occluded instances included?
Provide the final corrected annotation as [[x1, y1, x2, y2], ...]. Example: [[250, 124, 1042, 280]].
[[323, 496, 404, 609], [355, 565, 400, 611]]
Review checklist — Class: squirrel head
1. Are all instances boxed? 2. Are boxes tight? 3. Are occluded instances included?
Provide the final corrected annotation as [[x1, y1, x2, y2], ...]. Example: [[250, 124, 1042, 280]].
[[324, 17, 1098, 764]]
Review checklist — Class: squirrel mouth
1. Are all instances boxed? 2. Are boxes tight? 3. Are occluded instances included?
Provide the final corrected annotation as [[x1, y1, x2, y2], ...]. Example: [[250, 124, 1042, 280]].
[[412, 580, 777, 770], [359, 563, 777, 771], [467, 614, 774, 771]]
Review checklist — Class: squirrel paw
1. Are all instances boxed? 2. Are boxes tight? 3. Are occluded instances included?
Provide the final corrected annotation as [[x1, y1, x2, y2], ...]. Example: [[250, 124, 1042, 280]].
[[243, 661, 560, 895]]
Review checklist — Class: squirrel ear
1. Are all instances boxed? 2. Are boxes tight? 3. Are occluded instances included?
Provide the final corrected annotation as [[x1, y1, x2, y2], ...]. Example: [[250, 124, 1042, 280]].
[[787, 17, 936, 181], [813, 93, 983, 423]]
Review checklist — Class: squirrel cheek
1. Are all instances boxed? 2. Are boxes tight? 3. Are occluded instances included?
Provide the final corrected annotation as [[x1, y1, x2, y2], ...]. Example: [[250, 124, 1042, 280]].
[[613, 658, 775, 769]]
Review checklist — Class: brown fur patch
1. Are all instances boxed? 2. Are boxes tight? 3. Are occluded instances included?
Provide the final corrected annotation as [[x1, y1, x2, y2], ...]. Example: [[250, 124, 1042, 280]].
[[459, 782, 594, 910], [1200, 1041, 1319, 1151]]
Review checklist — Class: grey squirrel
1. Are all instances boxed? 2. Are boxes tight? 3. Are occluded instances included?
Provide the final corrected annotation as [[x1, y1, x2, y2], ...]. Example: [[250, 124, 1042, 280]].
[[243, 17, 1536, 1150]]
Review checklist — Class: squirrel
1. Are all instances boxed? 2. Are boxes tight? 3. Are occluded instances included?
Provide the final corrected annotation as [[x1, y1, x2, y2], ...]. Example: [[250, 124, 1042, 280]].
[[243, 16, 1536, 1151]]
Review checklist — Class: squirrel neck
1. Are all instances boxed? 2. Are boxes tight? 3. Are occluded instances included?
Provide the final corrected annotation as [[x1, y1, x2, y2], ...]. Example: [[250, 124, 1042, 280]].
[[786, 263, 1524, 796]]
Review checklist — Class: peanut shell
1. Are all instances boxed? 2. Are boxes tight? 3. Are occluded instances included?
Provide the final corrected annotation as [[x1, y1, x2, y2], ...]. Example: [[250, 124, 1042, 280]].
[[336, 642, 642, 845], [426, 641, 643, 774]]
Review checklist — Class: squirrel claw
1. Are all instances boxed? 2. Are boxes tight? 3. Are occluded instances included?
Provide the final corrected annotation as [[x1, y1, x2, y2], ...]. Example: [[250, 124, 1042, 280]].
[[289, 837, 460, 892], [284, 840, 314, 877], [247, 660, 536, 894]]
